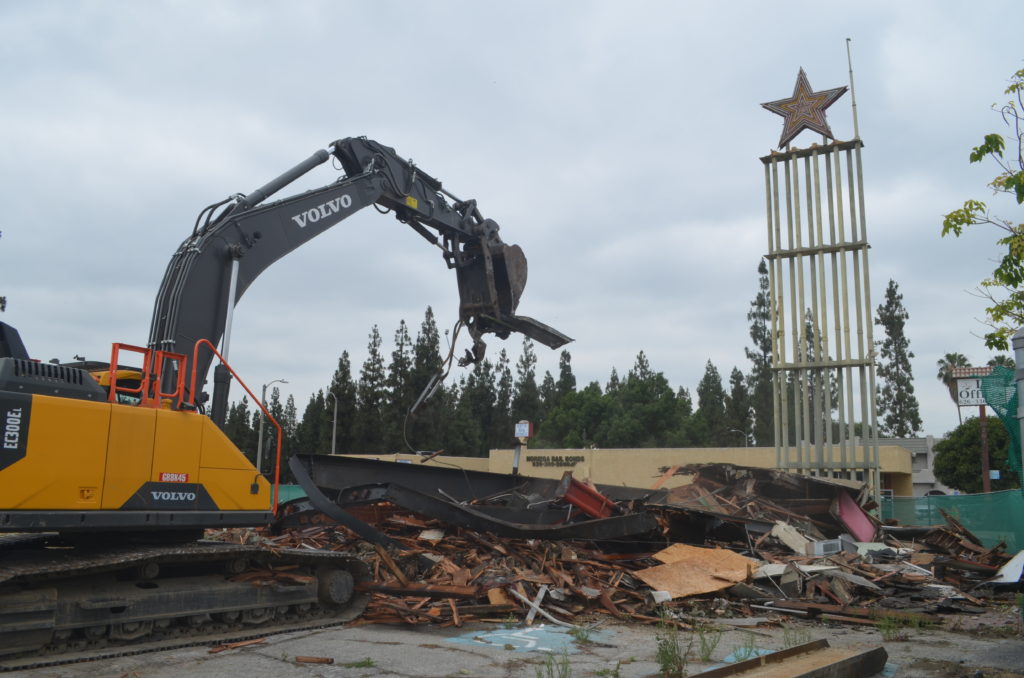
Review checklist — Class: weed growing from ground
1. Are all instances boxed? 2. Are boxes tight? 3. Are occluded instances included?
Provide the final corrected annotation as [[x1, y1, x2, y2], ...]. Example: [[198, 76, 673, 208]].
[[781, 623, 812, 648], [339, 657, 376, 668], [730, 632, 762, 661], [535, 650, 572, 678], [655, 608, 691, 677], [694, 623, 722, 662], [594, 661, 622, 678], [876, 615, 907, 642], [569, 625, 593, 644]]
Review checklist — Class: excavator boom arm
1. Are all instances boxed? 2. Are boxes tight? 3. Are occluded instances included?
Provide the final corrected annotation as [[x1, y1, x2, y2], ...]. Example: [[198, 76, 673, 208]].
[[147, 137, 570, 423]]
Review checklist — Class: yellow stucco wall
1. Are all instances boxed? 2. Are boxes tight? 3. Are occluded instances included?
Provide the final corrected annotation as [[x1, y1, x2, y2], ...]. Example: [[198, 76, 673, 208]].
[[345, 445, 915, 496], [490, 445, 915, 495]]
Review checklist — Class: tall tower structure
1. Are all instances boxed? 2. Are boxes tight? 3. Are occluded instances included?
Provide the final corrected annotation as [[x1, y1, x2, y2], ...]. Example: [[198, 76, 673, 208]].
[[760, 65, 880, 497]]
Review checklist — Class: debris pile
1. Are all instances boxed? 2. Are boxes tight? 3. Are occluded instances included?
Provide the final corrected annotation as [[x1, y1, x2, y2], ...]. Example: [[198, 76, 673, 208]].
[[212, 461, 1020, 631]]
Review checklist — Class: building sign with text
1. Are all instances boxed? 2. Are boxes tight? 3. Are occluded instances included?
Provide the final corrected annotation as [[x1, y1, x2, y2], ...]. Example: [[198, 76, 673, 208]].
[[951, 366, 992, 408], [956, 378, 986, 407]]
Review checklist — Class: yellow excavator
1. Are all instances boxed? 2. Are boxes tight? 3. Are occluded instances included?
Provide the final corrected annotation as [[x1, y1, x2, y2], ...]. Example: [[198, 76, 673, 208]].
[[0, 137, 570, 665]]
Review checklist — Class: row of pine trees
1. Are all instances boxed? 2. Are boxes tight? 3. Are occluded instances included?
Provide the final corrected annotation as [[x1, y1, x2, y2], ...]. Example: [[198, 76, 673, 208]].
[[223, 262, 923, 476]]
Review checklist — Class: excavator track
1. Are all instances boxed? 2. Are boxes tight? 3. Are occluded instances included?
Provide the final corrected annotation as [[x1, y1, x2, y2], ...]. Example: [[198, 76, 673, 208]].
[[0, 535, 369, 671]]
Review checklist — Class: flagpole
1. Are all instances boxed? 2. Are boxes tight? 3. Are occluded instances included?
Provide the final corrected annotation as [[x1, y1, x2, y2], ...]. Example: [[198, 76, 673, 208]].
[[846, 38, 860, 141]]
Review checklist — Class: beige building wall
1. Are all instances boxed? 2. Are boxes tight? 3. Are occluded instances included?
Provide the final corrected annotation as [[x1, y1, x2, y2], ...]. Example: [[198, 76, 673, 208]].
[[344, 445, 915, 496], [489, 445, 915, 495]]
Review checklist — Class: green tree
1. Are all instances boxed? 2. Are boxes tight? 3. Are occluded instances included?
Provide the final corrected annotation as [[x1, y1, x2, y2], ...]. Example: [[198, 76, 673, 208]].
[[874, 279, 922, 437], [936, 352, 969, 425], [408, 307, 447, 451], [259, 386, 285, 476], [606, 367, 621, 394], [447, 376, 484, 456], [602, 351, 682, 447], [694, 360, 727, 446], [511, 338, 541, 426], [331, 352, 360, 454], [933, 416, 1020, 493], [539, 381, 608, 448], [383, 320, 414, 451], [538, 370, 557, 422], [459, 357, 497, 456], [745, 260, 774, 445], [988, 354, 1015, 369], [354, 326, 387, 453], [723, 367, 751, 446], [224, 396, 257, 459], [295, 390, 328, 455], [941, 67, 1024, 351], [490, 349, 514, 448]]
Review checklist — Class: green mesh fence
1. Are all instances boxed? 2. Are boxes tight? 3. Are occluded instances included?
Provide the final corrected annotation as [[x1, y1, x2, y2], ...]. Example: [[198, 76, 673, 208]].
[[881, 490, 1024, 553], [981, 365, 1023, 478]]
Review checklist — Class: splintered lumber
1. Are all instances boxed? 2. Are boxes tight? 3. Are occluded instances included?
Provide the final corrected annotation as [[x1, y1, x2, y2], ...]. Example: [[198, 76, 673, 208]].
[[767, 600, 938, 626], [693, 640, 887, 678], [374, 544, 411, 586], [651, 465, 680, 490], [208, 638, 267, 653], [448, 598, 462, 627], [356, 582, 480, 598], [506, 587, 575, 628], [212, 460, 1004, 634]]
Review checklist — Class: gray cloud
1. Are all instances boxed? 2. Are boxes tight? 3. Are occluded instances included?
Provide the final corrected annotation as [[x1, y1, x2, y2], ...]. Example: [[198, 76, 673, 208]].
[[1, 1, 1021, 440]]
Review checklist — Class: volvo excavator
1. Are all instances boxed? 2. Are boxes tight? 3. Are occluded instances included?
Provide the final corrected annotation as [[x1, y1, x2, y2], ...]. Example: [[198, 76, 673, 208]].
[[0, 137, 571, 666]]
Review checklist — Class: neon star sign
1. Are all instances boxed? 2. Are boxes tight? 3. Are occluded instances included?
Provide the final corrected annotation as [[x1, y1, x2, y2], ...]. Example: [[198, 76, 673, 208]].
[[761, 68, 848, 149]]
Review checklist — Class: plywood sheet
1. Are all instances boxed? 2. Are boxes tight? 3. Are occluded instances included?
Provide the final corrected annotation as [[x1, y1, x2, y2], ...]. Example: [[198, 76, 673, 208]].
[[635, 544, 757, 599]]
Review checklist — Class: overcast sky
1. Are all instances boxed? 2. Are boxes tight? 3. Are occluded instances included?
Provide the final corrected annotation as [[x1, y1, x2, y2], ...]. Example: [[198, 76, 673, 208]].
[[2, 1, 1022, 441]]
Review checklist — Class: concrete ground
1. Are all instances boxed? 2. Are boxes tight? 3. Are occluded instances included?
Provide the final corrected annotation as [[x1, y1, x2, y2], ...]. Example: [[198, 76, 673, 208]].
[[8, 609, 1023, 678]]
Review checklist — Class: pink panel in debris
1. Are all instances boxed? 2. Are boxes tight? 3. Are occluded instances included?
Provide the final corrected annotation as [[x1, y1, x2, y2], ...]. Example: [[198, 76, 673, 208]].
[[836, 490, 876, 542]]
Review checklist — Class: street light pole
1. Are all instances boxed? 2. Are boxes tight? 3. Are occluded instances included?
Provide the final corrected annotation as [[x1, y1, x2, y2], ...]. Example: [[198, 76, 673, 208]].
[[257, 378, 288, 474], [729, 428, 748, 447], [326, 391, 338, 455]]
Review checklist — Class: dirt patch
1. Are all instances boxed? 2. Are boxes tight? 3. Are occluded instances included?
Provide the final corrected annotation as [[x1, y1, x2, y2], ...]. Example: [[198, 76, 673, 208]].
[[903, 659, 1024, 678]]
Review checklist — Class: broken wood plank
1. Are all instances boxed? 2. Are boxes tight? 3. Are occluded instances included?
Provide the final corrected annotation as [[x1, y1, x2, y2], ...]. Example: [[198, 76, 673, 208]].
[[693, 640, 887, 678], [374, 544, 411, 587], [208, 638, 267, 653], [295, 656, 334, 664], [448, 598, 462, 627], [506, 587, 575, 628], [651, 465, 680, 490], [524, 585, 549, 625], [356, 582, 480, 598]]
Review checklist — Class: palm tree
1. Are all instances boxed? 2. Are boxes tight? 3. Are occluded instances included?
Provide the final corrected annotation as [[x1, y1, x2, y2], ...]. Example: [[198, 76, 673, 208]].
[[987, 355, 1015, 370], [936, 353, 969, 425]]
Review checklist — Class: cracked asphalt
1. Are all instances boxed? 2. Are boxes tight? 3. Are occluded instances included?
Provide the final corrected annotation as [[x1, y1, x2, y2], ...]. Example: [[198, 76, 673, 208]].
[[7, 616, 1024, 678]]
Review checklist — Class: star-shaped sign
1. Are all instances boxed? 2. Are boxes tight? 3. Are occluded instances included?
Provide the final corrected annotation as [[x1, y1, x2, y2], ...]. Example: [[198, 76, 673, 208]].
[[761, 68, 848, 149]]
